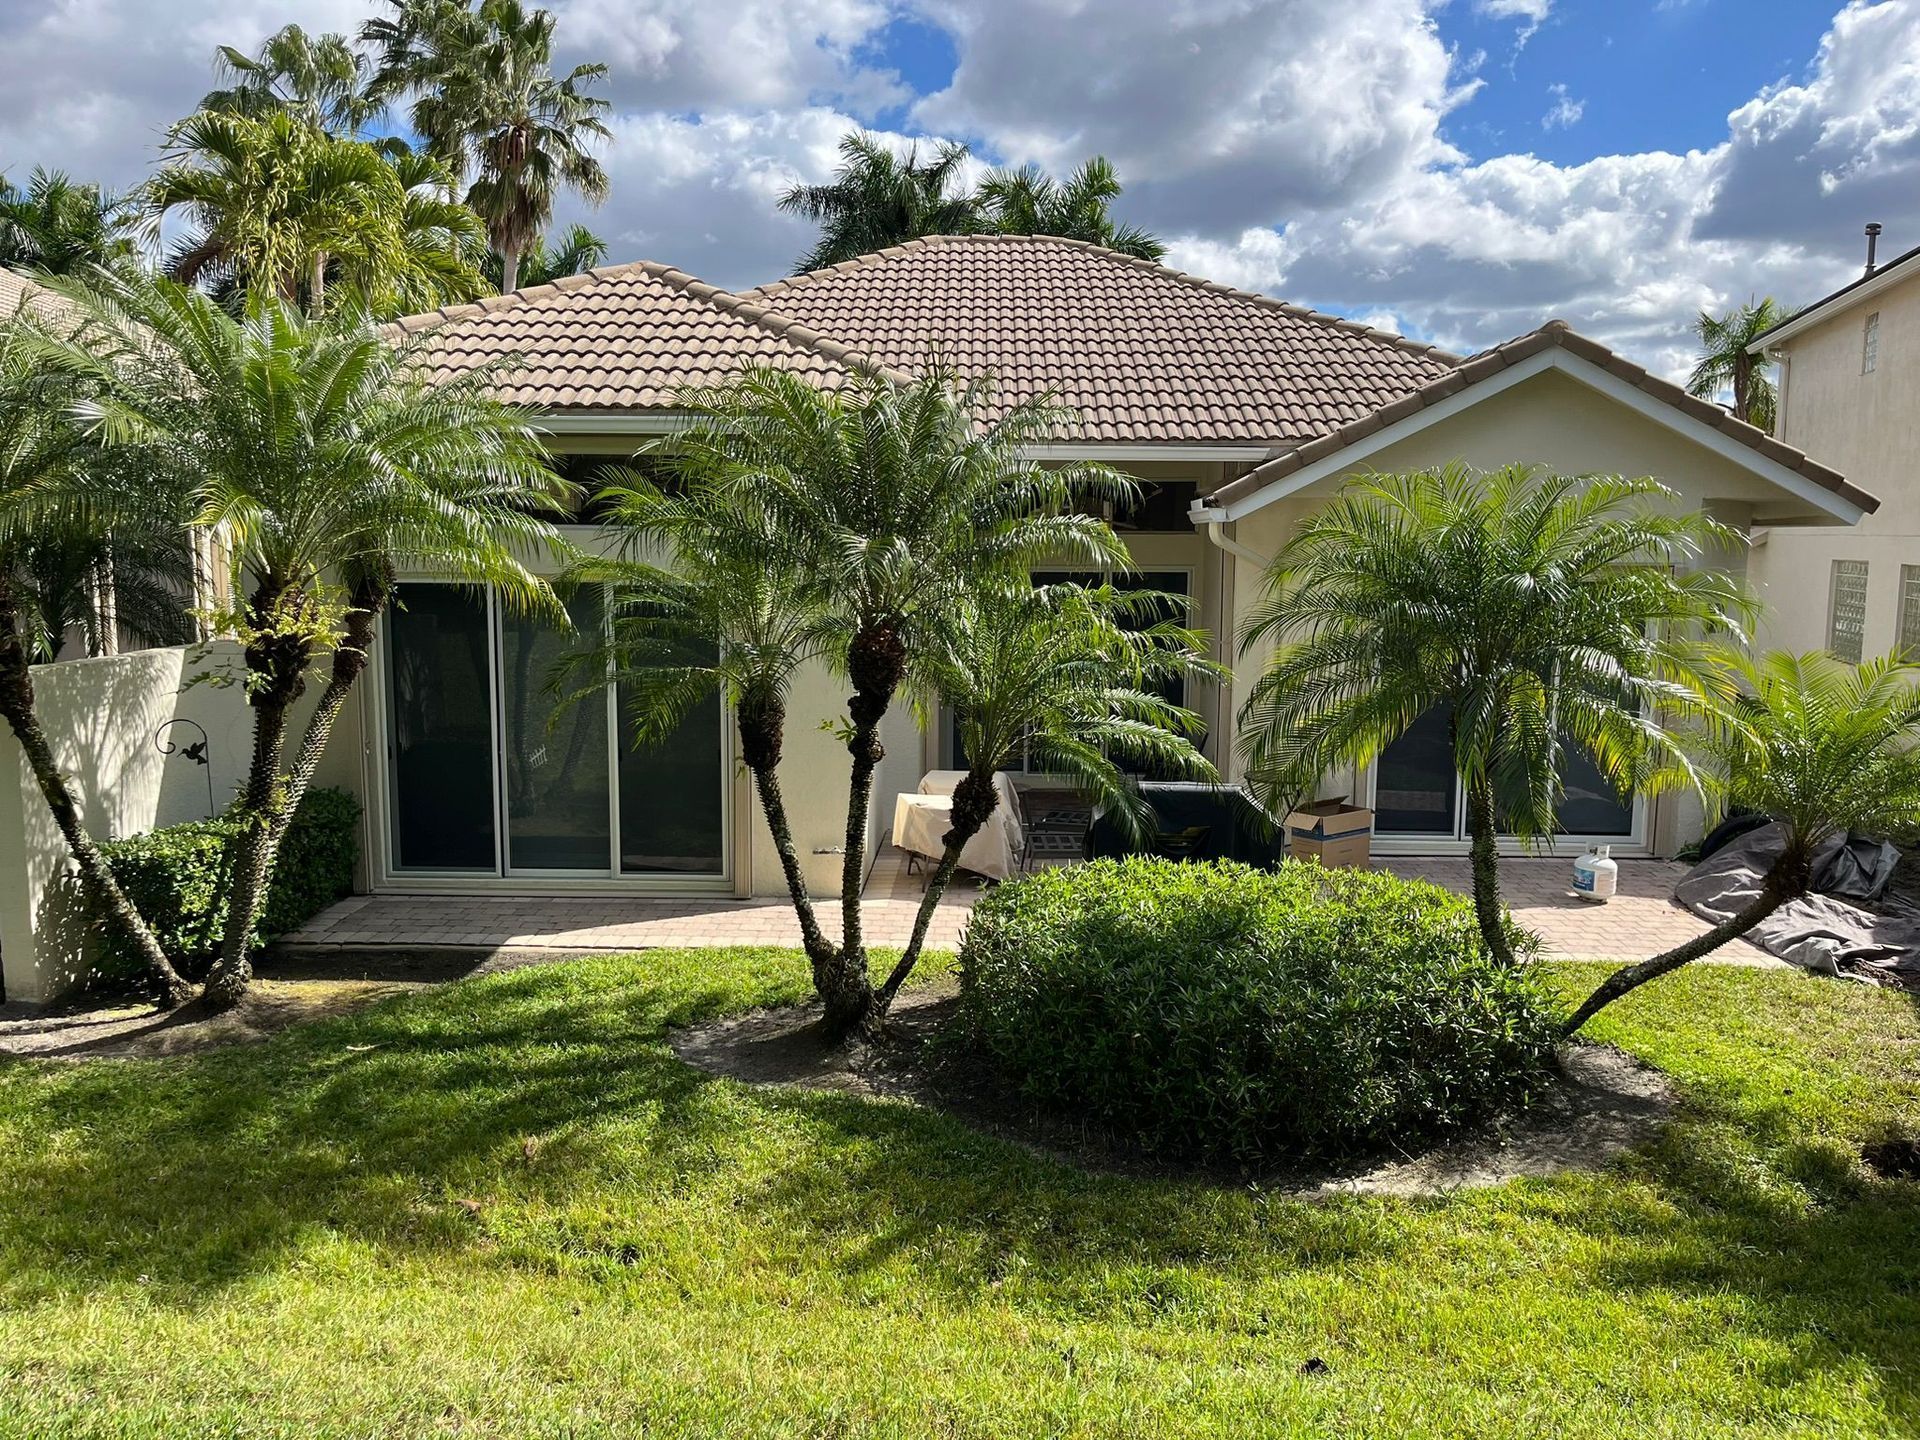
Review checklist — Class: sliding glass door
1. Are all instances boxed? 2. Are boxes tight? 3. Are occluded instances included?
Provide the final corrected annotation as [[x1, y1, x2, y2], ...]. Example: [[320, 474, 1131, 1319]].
[[383, 582, 728, 881]]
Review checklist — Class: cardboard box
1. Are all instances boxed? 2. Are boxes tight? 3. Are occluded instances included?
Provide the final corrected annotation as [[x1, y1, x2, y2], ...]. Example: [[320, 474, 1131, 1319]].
[[1285, 799, 1375, 869]]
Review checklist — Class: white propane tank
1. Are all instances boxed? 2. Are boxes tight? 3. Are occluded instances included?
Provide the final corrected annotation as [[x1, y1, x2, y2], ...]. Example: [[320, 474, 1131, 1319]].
[[1572, 843, 1618, 903]]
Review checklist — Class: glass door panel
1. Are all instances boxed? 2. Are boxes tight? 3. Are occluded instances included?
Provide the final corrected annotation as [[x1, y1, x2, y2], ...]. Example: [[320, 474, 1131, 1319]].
[[499, 590, 613, 873], [1552, 740, 1635, 836], [1373, 704, 1457, 835], [386, 584, 496, 870], [617, 679, 726, 874]]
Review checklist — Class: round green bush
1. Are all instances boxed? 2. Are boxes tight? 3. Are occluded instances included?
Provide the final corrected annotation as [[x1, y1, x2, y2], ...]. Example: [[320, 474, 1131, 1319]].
[[958, 857, 1556, 1164]]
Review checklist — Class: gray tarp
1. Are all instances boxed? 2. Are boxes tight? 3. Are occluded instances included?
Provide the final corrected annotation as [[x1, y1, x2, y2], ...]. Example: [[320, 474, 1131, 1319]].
[[1674, 822, 1920, 983]]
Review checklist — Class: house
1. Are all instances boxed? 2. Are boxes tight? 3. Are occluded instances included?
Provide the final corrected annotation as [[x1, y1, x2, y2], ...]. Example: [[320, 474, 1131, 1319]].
[[1746, 231, 1919, 662], [366, 233, 1868, 893]]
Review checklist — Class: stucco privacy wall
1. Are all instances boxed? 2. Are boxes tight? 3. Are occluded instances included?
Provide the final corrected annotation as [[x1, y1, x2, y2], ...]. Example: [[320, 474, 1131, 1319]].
[[1750, 267, 1920, 657], [1215, 367, 1767, 856], [0, 642, 350, 1003]]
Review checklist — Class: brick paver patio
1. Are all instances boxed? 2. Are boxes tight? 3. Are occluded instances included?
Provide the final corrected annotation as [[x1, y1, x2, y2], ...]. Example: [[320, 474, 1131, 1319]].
[[284, 849, 1770, 964]]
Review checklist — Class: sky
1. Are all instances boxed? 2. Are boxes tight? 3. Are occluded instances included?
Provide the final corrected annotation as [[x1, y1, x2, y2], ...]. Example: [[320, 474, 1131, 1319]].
[[1, 0, 1916, 378]]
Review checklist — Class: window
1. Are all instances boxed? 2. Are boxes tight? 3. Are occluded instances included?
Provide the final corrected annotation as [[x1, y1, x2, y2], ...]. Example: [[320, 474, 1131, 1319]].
[[1863, 312, 1880, 373], [1900, 566, 1920, 659], [1828, 560, 1869, 662]]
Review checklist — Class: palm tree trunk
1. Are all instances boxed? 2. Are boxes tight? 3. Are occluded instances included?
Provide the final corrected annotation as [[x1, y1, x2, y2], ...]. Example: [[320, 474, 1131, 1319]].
[[1731, 350, 1752, 425], [203, 582, 313, 1009], [876, 770, 995, 1010], [1561, 868, 1794, 1036], [1463, 767, 1515, 964], [735, 692, 833, 968], [499, 244, 521, 295], [0, 574, 191, 1007]]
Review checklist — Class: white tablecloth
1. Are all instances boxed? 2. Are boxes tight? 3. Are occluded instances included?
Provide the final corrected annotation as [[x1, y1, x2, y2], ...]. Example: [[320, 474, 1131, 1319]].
[[891, 789, 1020, 880]]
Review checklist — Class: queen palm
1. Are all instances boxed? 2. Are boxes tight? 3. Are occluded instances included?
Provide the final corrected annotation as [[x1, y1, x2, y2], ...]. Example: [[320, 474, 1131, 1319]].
[[0, 295, 194, 1005], [556, 473, 839, 966], [662, 365, 1133, 1037], [43, 270, 573, 1007], [1564, 649, 1920, 1033], [201, 24, 377, 137], [975, 157, 1164, 260], [1238, 464, 1751, 964], [0, 169, 138, 277], [1686, 297, 1784, 432], [877, 580, 1219, 1014], [365, 0, 610, 294], [778, 132, 980, 272]]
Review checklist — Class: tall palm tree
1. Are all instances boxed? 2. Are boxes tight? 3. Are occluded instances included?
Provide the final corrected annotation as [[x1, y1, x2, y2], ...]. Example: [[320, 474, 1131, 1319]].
[[1687, 297, 1784, 432], [0, 169, 138, 276], [1238, 464, 1752, 964], [201, 24, 377, 137], [1564, 649, 1920, 1033], [147, 110, 486, 314], [556, 472, 839, 966], [365, 0, 610, 294], [42, 270, 574, 1007], [778, 132, 979, 272], [662, 365, 1133, 1038], [975, 157, 1165, 261], [483, 222, 606, 291], [0, 294, 194, 1005], [878, 581, 1219, 1011]]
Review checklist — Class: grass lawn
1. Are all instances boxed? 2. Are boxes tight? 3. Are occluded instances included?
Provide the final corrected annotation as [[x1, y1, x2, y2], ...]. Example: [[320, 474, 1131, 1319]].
[[0, 950, 1916, 1439]]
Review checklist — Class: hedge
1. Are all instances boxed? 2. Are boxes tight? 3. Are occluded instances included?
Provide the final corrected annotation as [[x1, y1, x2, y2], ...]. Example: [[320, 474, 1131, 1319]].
[[958, 857, 1557, 1165], [92, 788, 360, 981]]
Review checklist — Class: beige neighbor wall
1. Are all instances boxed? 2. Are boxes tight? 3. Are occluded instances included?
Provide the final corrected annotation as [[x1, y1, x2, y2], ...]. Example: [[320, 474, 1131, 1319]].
[[0, 641, 349, 1003], [1215, 366, 1794, 857], [1750, 267, 1920, 657]]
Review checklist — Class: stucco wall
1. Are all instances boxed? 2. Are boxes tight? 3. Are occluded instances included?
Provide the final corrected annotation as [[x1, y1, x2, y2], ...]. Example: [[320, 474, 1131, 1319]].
[[1215, 366, 1781, 855], [1750, 266, 1920, 656], [0, 641, 336, 1003]]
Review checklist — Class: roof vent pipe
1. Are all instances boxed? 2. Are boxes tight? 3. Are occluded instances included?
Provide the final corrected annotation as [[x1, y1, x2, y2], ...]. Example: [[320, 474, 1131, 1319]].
[[1865, 222, 1883, 277]]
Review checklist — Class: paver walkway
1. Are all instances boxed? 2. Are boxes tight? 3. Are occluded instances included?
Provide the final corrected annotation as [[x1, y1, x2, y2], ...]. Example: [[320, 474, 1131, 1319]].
[[285, 850, 1769, 964]]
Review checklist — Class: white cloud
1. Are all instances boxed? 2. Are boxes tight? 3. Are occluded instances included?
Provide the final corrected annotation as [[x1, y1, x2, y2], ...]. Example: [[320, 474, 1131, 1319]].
[[1541, 83, 1584, 130]]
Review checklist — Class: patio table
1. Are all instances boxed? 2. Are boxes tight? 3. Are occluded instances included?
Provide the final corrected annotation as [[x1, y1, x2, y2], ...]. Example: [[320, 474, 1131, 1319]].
[[891, 791, 1018, 880]]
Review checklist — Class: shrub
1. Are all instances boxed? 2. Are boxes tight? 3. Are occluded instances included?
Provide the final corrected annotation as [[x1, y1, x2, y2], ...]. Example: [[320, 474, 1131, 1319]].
[[958, 857, 1557, 1164], [93, 788, 360, 980]]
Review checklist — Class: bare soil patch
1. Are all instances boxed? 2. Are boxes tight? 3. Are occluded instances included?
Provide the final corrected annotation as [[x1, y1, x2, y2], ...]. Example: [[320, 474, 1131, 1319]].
[[670, 982, 1676, 1196], [0, 978, 423, 1061]]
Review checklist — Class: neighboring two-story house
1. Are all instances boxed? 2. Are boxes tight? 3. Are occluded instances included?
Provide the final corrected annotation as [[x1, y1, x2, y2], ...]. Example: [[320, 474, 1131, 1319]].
[[1749, 234, 1920, 660]]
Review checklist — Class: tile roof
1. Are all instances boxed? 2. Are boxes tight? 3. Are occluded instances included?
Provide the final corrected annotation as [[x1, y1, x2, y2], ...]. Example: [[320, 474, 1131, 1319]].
[[391, 259, 895, 411], [0, 266, 83, 328], [1201, 320, 1876, 515], [740, 234, 1459, 444]]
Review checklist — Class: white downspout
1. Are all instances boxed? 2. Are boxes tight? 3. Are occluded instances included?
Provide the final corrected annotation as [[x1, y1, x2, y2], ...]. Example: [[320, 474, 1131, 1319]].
[[1195, 515, 1270, 571]]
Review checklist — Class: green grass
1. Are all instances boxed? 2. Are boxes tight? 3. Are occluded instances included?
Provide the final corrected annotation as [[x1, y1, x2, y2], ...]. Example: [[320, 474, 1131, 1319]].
[[0, 950, 1916, 1439]]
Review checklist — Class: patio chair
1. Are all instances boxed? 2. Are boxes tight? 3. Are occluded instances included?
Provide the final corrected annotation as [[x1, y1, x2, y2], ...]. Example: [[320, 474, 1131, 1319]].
[[1018, 788, 1095, 870]]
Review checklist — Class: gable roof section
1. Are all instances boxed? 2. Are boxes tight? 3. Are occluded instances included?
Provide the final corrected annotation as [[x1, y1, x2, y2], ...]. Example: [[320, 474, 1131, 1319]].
[[1749, 241, 1920, 353], [392, 259, 897, 412], [736, 234, 1460, 445], [1199, 320, 1875, 521]]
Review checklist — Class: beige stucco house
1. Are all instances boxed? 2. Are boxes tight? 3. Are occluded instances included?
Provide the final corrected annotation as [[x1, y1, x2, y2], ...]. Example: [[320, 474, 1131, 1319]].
[[1747, 237, 1919, 661], [0, 238, 1877, 1001]]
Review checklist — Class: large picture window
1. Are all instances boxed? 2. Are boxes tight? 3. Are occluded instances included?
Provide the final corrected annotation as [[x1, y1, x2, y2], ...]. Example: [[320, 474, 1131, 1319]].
[[382, 582, 728, 881]]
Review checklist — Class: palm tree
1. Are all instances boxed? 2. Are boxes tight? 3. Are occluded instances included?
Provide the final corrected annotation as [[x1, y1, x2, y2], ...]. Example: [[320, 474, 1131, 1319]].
[[364, 0, 611, 294], [660, 365, 1133, 1038], [147, 110, 486, 314], [0, 169, 138, 276], [483, 222, 606, 291], [1687, 298, 1784, 432], [12, 524, 194, 662], [777, 132, 979, 272], [975, 157, 1164, 261], [42, 270, 574, 1007], [0, 294, 194, 1005], [878, 581, 1219, 1011], [1238, 464, 1752, 964], [201, 24, 377, 136], [556, 472, 839, 966], [1563, 650, 1920, 1034]]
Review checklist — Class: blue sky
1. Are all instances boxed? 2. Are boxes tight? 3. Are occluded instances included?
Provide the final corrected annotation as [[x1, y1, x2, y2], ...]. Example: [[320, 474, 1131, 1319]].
[[2, 0, 1916, 375]]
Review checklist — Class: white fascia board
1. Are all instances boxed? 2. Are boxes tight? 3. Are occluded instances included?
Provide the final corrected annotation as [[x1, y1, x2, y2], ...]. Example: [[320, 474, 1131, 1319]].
[[1018, 443, 1275, 462], [1189, 348, 1865, 528], [534, 412, 686, 435], [1748, 260, 1918, 353]]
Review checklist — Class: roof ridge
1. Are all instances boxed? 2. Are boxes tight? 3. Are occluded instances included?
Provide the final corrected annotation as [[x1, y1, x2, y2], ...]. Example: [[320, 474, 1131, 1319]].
[[1202, 318, 1872, 514], [744, 232, 1462, 367]]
